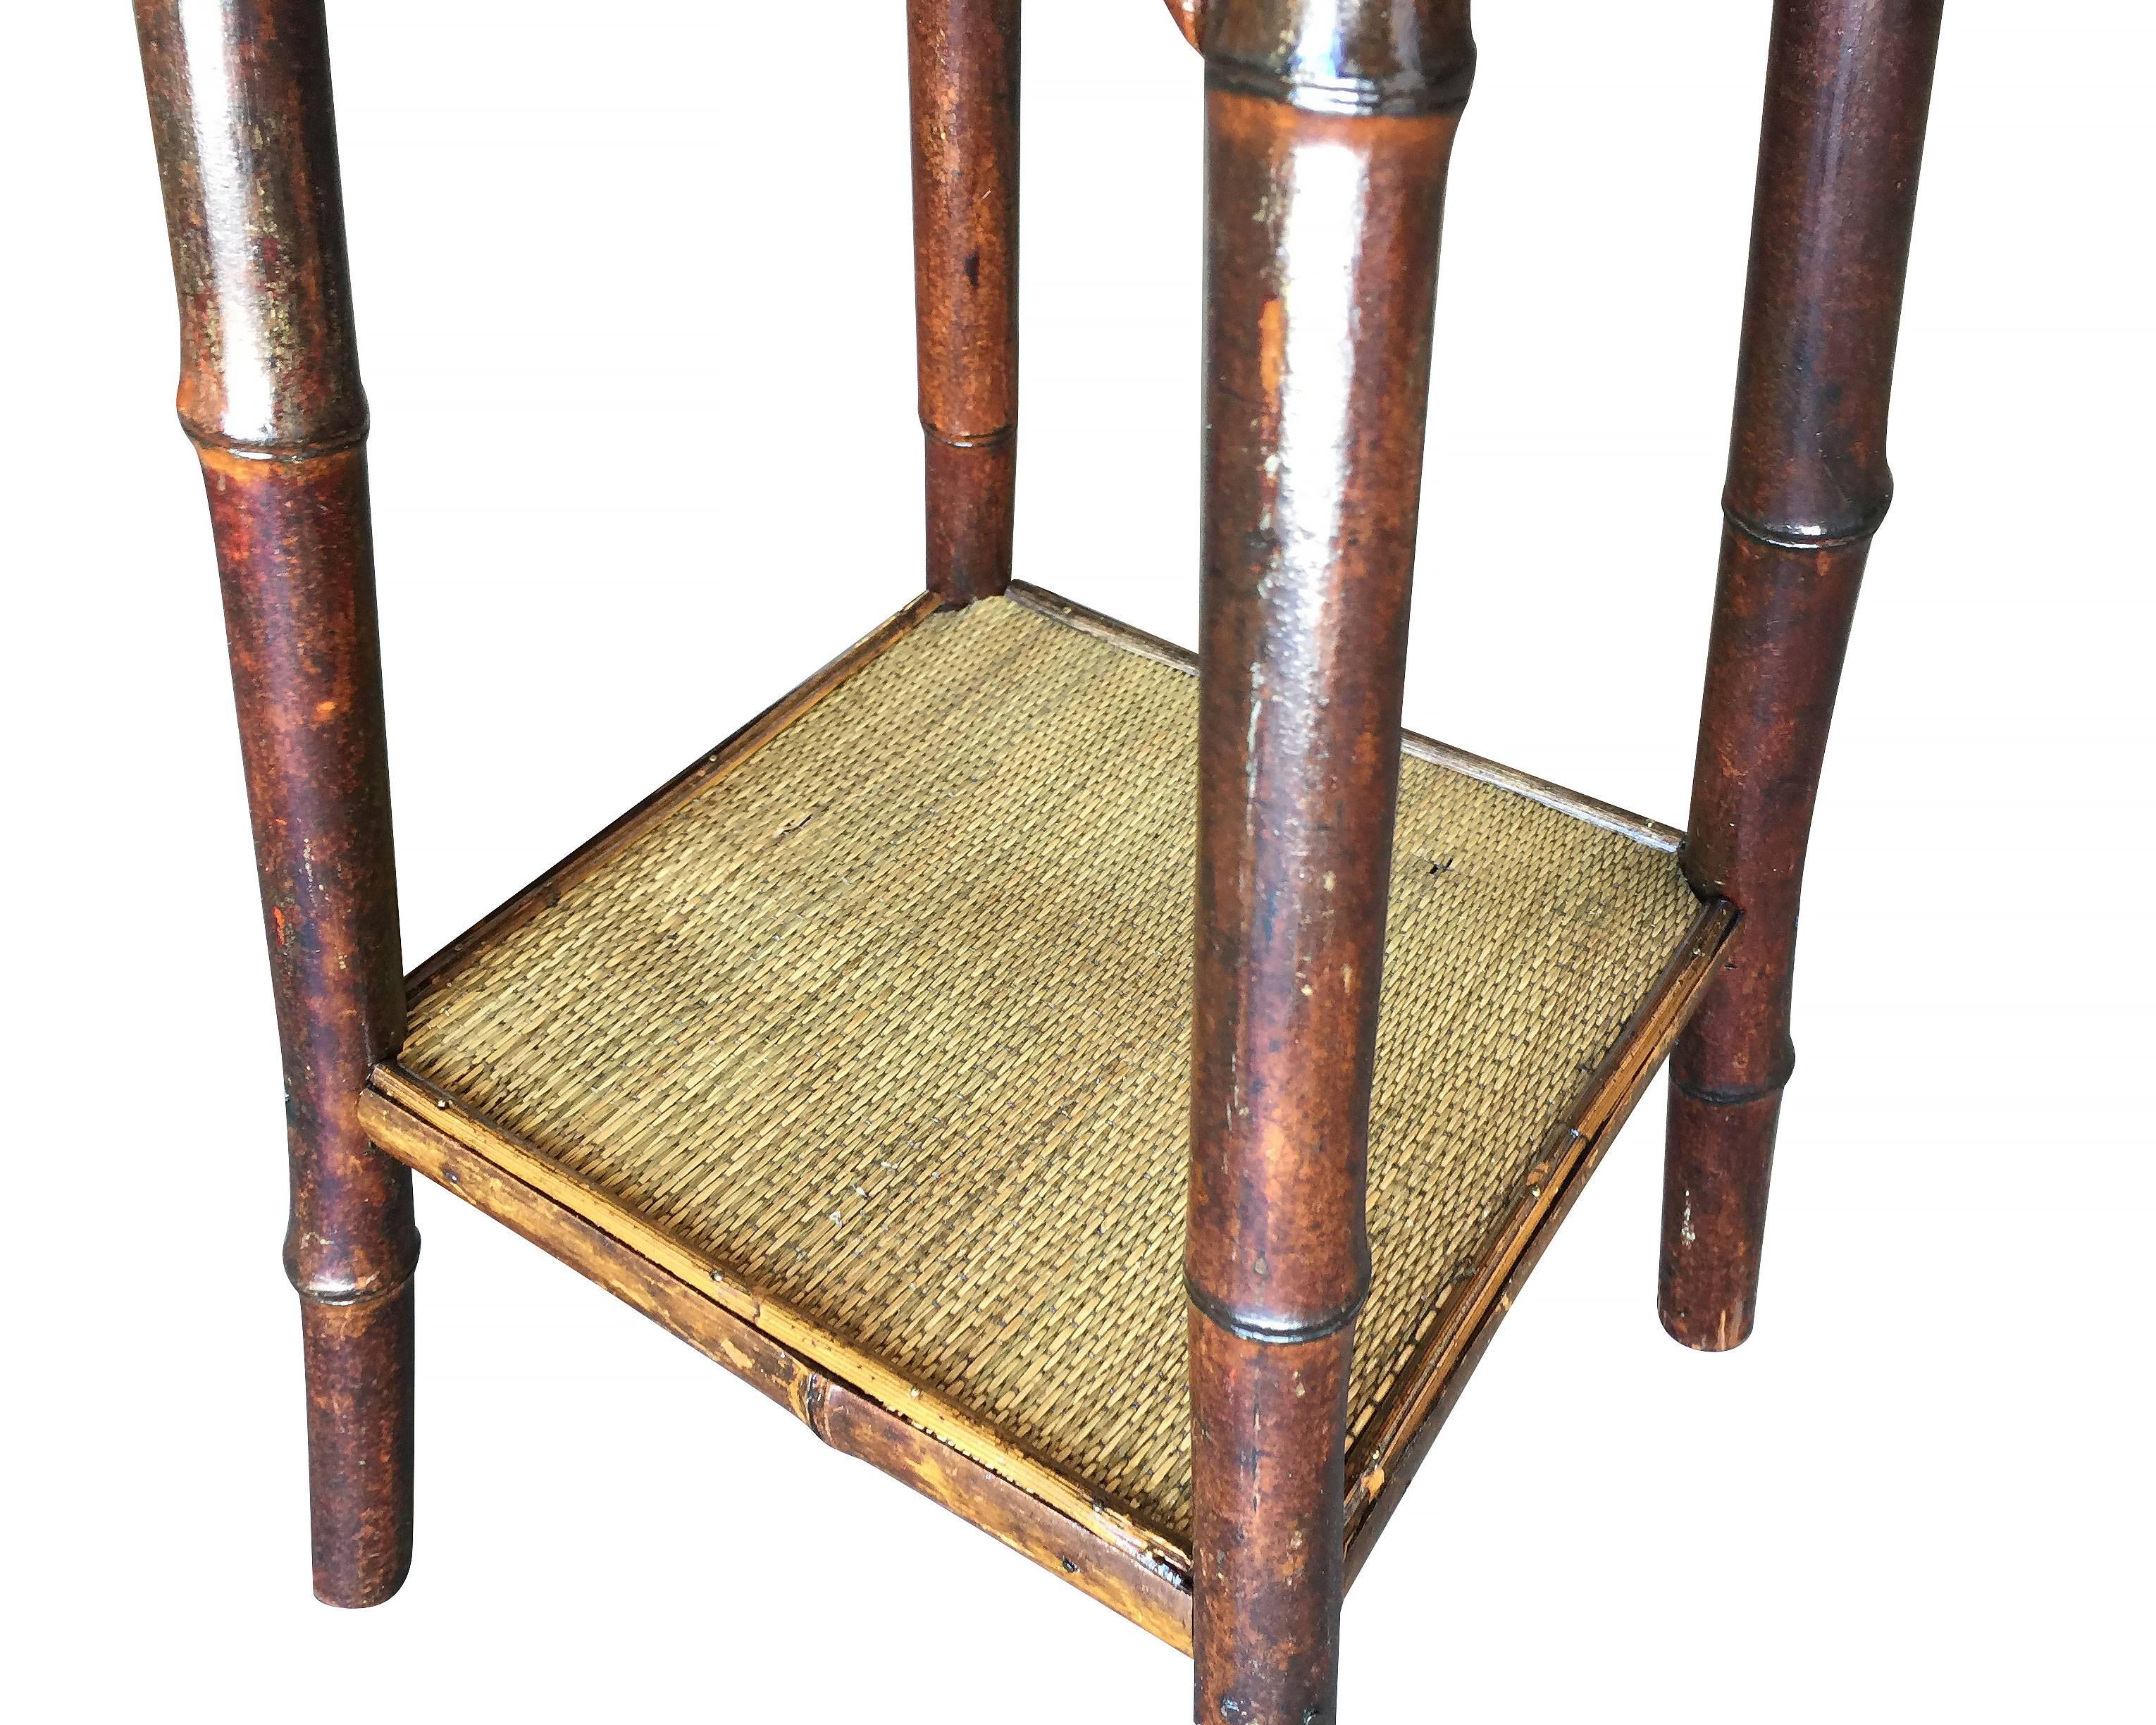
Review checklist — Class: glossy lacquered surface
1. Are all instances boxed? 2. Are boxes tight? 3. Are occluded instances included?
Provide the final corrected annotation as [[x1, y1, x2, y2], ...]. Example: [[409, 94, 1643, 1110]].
[[1186, 4, 1474, 1721]]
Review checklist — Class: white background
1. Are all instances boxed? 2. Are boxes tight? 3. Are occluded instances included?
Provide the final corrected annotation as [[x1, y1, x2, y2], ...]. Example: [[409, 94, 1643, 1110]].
[[6, 5, 2150, 1720]]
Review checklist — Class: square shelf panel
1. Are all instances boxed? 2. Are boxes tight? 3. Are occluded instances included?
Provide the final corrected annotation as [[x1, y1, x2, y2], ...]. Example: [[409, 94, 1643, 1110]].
[[362, 585, 1730, 1646]]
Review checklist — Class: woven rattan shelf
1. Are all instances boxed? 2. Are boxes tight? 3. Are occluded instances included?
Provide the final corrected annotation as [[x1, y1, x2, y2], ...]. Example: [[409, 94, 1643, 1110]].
[[357, 585, 1733, 1645]]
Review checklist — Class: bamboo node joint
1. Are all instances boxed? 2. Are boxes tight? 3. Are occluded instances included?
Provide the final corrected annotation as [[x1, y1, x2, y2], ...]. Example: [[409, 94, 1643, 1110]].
[[1723, 488, 1892, 552], [285, 1249, 420, 1310], [1671, 1042, 1796, 1107], [1202, 60, 1473, 118], [1185, 1275, 1365, 1345], [920, 421, 1016, 452], [180, 414, 370, 464]]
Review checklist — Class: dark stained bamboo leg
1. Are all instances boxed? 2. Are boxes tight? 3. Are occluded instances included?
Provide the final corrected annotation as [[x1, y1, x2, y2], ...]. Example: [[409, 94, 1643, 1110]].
[[906, 0, 1019, 606], [1186, 6, 1474, 1719], [1663, 0, 1944, 1351], [135, 1, 418, 1602]]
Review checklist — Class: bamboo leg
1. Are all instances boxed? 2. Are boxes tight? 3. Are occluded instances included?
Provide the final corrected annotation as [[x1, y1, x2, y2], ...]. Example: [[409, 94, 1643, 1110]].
[[1186, 6, 1473, 1719], [906, 0, 1019, 606], [1663, 0, 1944, 1350], [135, 0, 417, 1602]]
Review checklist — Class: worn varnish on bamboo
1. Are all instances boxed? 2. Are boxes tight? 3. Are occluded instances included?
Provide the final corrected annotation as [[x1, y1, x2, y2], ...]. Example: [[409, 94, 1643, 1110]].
[[1184, 3, 1481, 1712], [135, 0, 416, 1607]]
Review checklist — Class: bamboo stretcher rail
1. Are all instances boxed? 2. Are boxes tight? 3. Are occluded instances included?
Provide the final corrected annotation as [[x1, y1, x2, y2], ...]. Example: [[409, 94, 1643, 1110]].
[[1344, 896, 1737, 1573], [364, 1062, 1193, 1585]]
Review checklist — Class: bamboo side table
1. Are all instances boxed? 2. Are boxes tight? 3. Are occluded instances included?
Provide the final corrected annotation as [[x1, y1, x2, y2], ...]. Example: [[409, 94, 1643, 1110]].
[[133, 1, 1942, 1719]]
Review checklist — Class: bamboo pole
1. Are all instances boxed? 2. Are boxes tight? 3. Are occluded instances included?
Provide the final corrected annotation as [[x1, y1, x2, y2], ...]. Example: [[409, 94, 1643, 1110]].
[[907, 0, 1020, 605], [1186, 4, 1475, 1719], [1664, 0, 1945, 1350], [135, 0, 417, 1604]]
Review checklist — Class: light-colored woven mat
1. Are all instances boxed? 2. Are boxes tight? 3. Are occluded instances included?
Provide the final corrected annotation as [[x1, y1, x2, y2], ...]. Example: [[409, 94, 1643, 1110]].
[[402, 595, 1700, 1540]]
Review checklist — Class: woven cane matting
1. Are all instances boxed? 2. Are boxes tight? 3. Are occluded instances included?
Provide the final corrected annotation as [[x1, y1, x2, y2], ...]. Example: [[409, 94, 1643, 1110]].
[[402, 594, 1702, 1540]]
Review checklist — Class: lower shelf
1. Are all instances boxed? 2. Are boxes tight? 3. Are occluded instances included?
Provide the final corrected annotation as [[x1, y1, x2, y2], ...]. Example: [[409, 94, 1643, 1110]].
[[360, 583, 1733, 1648]]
